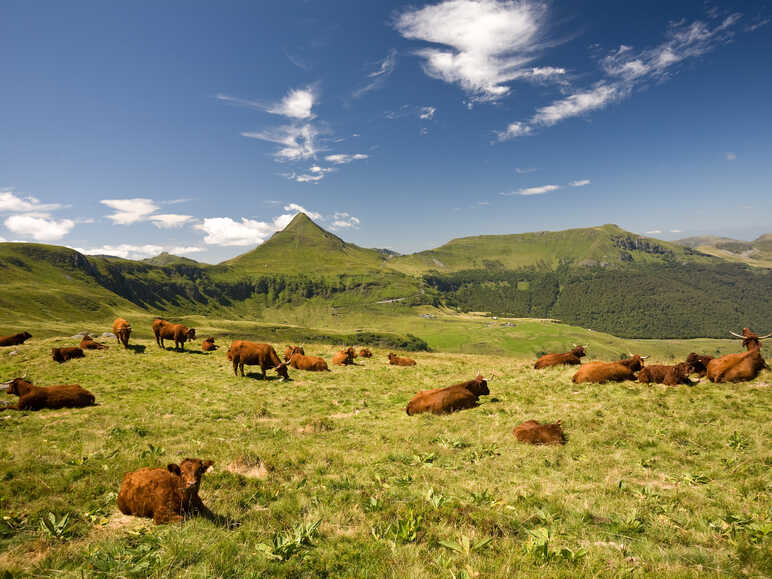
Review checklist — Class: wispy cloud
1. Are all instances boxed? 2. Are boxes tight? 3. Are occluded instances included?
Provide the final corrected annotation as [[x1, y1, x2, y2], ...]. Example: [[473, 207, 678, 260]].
[[0, 191, 63, 213], [353, 50, 398, 98], [725, 152, 736, 161], [101, 198, 159, 225], [569, 179, 591, 187], [498, 13, 742, 139], [501, 184, 561, 196], [283, 166, 335, 183], [329, 212, 361, 230], [149, 214, 194, 229], [419, 106, 436, 120], [746, 17, 769, 32], [217, 86, 317, 120], [324, 153, 368, 165], [4, 214, 75, 241], [242, 124, 322, 161], [646, 229, 663, 234], [395, 0, 563, 103]]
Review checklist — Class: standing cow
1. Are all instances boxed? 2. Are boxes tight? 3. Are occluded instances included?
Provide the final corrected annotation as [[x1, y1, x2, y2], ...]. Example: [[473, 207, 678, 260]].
[[152, 318, 196, 351], [227, 341, 289, 380], [113, 318, 132, 349]]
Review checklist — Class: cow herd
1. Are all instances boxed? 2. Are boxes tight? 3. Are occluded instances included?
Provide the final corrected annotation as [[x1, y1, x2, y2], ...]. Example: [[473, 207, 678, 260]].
[[0, 321, 769, 525]]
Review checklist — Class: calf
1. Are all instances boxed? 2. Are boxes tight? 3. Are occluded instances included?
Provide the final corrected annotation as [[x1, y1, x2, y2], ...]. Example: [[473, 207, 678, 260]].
[[638, 362, 694, 386], [686, 352, 713, 378], [284, 345, 304, 362], [288, 352, 330, 372], [80, 334, 108, 350], [0, 332, 32, 347], [153, 318, 196, 351], [117, 458, 214, 524], [513, 420, 565, 445], [202, 337, 217, 351], [572, 355, 646, 384], [1, 377, 95, 411], [359, 348, 372, 358], [534, 346, 586, 369], [406, 374, 490, 415], [333, 347, 357, 366], [227, 341, 289, 380], [388, 352, 416, 366], [113, 318, 132, 349], [53, 347, 85, 363]]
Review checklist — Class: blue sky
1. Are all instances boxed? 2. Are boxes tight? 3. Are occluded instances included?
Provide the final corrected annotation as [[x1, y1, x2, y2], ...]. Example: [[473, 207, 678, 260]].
[[1, 0, 770, 262]]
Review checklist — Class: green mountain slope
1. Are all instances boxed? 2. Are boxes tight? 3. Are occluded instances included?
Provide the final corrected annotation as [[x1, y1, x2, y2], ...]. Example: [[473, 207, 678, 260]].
[[141, 252, 203, 267], [674, 233, 772, 268], [387, 224, 714, 274]]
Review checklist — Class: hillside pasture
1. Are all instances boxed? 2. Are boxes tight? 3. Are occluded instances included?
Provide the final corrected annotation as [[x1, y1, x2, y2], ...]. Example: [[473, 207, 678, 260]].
[[0, 334, 769, 577]]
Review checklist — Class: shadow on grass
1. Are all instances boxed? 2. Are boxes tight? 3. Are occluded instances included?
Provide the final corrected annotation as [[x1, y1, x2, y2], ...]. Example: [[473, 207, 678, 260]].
[[158, 347, 207, 355], [195, 506, 241, 530], [126, 344, 146, 354], [242, 373, 291, 382]]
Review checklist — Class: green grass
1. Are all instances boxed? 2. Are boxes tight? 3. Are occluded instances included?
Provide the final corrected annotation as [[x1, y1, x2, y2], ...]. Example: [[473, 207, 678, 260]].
[[1, 329, 769, 577]]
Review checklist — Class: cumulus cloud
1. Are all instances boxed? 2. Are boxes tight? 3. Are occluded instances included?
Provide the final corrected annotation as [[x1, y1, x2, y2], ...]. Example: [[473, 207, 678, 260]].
[[569, 179, 591, 187], [149, 214, 194, 229], [419, 106, 437, 120], [324, 153, 368, 165], [101, 198, 160, 225], [0, 191, 63, 213], [353, 50, 398, 98], [329, 212, 361, 230], [4, 214, 75, 241], [284, 203, 321, 220], [243, 124, 321, 161], [73, 244, 204, 260], [217, 86, 316, 120]]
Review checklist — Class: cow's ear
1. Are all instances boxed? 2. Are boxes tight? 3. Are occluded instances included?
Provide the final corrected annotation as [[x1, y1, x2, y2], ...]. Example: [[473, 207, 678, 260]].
[[202, 460, 214, 472], [167, 463, 182, 476]]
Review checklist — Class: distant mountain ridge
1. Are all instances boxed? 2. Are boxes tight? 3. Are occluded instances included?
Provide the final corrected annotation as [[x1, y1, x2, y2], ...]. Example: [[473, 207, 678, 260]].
[[673, 233, 772, 268]]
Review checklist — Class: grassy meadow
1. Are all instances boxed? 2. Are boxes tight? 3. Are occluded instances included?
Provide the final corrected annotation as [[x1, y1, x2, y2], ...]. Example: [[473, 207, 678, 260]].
[[0, 321, 770, 577]]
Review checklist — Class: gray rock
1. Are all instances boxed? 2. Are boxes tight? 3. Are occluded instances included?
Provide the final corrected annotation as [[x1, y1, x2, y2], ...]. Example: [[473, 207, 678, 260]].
[[101, 332, 116, 339]]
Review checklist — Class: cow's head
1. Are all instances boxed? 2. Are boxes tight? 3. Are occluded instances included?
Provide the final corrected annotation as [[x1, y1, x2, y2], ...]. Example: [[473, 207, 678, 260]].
[[571, 345, 587, 357], [388, 353, 396, 361], [226, 347, 233, 361], [625, 354, 646, 371], [21, 332, 32, 341], [731, 328, 770, 351], [5, 378, 29, 396], [468, 374, 490, 396], [186, 328, 196, 341], [168, 458, 214, 496], [203, 336, 215, 343], [275, 362, 290, 381], [346, 347, 357, 358], [543, 421, 566, 444]]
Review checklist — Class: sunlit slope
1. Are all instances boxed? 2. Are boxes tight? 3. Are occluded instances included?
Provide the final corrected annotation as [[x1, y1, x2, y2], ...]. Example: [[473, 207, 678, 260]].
[[674, 233, 772, 268], [388, 224, 716, 274]]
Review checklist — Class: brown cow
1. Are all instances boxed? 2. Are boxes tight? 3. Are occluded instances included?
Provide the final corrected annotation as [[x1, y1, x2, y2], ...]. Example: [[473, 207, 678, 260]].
[[686, 352, 713, 378], [52, 347, 85, 363], [572, 354, 646, 384], [113, 318, 132, 349], [729, 327, 771, 351], [406, 374, 490, 415], [534, 345, 586, 369], [80, 334, 108, 350], [288, 352, 330, 372], [513, 420, 565, 445], [1, 377, 95, 411], [284, 345, 305, 362], [706, 349, 768, 383], [333, 347, 357, 366], [117, 458, 214, 524], [152, 318, 196, 351], [638, 362, 694, 386], [389, 352, 416, 366], [0, 332, 32, 347], [202, 337, 217, 351], [359, 348, 372, 358], [227, 341, 289, 380]]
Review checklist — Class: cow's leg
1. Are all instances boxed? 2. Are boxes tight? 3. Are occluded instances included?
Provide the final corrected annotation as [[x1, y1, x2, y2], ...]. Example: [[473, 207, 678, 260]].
[[232, 358, 239, 376], [240, 362, 245, 377], [261, 365, 267, 380]]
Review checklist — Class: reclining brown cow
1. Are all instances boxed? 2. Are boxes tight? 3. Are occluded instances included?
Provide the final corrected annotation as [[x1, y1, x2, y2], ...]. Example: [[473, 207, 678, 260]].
[[706, 327, 770, 383], [359, 348, 372, 358], [80, 334, 108, 350], [202, 337, 217, 351], [389, 353, 416, 366], [117, 458, 214, 524], [113, 318, 132, 348], [686, 352, 713, 377], [406, 373, 491, 415], [513, 420, 565, 445], [0, 332, 32, 347], [284, 345, 304, 362], [572, 354, 646, 383], [288, 352, 330, 372], [53, 347, 85, 363], [333, 347, 357, 366], [638, 361, 694, 386], [534, 345, 586, 369], [1, 376, 95, 411], [227, 341, 289, 380], [152, 318, 196, 351]]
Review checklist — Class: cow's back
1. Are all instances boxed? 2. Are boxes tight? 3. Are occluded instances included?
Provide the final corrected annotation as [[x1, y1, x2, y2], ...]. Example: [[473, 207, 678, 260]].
[[117, 467, 180, 519]]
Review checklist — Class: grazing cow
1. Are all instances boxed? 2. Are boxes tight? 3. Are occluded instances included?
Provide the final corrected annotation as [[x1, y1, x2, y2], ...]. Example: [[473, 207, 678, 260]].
[[572, 354, 646, 384], [202, 337, 217, 351], [227, 341, 289, 380], [706, 349, 768, 383], [406, 374, 490, 415], [332, 347, 357, 366], [1, 377, 95, 411], [152, 318, 196, 351], [117, 458, 214, 524], [79, 334, 108, 350], [113, 318, 132, 349], [388, 352, 416, 367], [0, 332, 32, 347], [52, 347, 85, 363], [638, 362, 694, 386], [513, 420, 565, 445], [534, 345, 586, 369], [359, 348, 372, 358], [284, 345, 305, 362], [288, 352, 330, 372], [686, 352, 713, 378]]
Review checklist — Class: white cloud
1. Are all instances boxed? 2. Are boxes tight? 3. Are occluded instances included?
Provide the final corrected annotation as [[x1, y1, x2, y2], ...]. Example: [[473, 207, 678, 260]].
[[395, 0, 559, 102], [569, 179, 591, 187], [497, 121, 534, 140], [645, 230, 663, 235], [242, 124, 321, 161], [531, 83, 623, 127], [725, 152, 736, 161], [501, 184, 560, 196], [101, 198, 160, 225], [4, 214, 75, 241], [746, 18, 769, 32], [329, 212, 361, 230], [670, 229, 682, 233], [282, 166, 335, 183], [217, 87, 316, 120], [149, 214, 194, 229], [73, 244, 204, 260], [284, 203, 321, 220], [353, 50, 398, 98], [196, 203, 323, 246], [419, 106, 436, 120], [324, 153, 368, 165], [0, 191, 62, 213]]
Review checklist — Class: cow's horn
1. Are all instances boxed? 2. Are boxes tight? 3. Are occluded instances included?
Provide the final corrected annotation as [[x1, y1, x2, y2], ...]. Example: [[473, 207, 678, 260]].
[[729, 331, 745, 339], [488, 370, 496, 381], [641, 355, 649, 359], [757, 333, 772, 340]]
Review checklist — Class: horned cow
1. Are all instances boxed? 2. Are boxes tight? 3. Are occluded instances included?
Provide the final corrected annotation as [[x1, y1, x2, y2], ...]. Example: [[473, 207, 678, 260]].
[[227, 341, 289, 380], [113, 318, 132, 349], [284, 345, 304, 362], [117, 458, 214, 524], [53, 347, 85, 363], [534, 345, 586, 369], [706, 327, 770, 383], [388, 353, 416, 366], [406, 374, 491, 415], [153, 318, 196, 351], [0, 332, 32, 347], [1, 377, 95, 411], [513, 420, 565, 445]]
